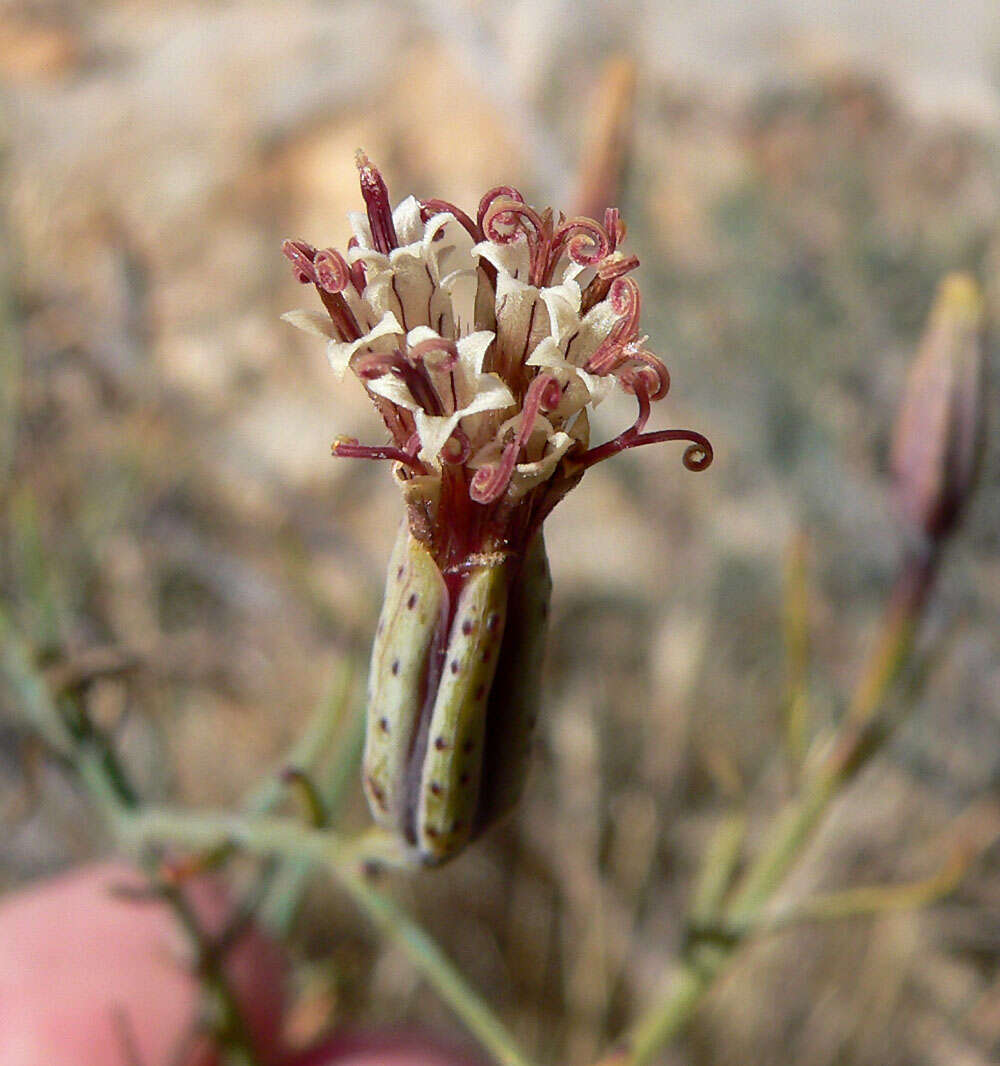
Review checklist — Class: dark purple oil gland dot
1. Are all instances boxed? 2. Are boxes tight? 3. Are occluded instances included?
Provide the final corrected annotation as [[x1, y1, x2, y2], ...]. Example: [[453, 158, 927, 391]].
[[407, 593, 418, 609], [378, 717, 390, 734], [429, 781, 442, 796], [434, 736, 449, 751], [450, 659, 460, 674], [461, 618, 474, 635], [486, 612, 499, 633], [391, 659, 400, 675], [397, 565, 405, 581], [425, 825, 439, 838]]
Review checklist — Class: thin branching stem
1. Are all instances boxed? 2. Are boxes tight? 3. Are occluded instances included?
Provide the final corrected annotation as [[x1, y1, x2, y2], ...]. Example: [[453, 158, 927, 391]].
[[623, 547, 938, 1066], [0, 608, 262, 1066], [120, 808, 539, 1066]]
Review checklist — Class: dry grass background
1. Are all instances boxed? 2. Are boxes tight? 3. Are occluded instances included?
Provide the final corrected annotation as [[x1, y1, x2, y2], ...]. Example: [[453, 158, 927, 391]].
[[2, 2, 999, 1064]]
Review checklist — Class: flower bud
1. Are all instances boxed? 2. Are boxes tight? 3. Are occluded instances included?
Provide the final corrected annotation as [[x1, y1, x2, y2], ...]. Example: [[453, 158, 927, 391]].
[[891, 273, 986, 545]]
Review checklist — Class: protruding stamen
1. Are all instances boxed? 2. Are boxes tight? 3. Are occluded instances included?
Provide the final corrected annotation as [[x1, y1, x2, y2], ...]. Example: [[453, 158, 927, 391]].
[[620, 346, 671, 401], [346, 236, 367, 292], [284, 239, 362, 341], [356, 151, 398, 255], [313, 248, 364, 340], [408, 336, 460, 372], [585, 277, 641, 376], [607, 275, 640, 327], [332, 436, 426, 473], [470, 441, 518, 503], [547, 216, 612, 277], [319, 292, 363, 342], [282, 239, 319, 284], [575, 424, 713, 473], [314, 248, 351, 293], [353, 351, 394, 381], [421, 199, 480, 243], [604, 207, 626, 248], [470, 373, 561, 504], [620, 375, 653, 433], [441, 427, 472, 465], [580, 252, 640, 312], [477, 185, 525, 232], [482, 198, 550, 284], [598, 251, 640, 281], [355, 350, 444, 417]]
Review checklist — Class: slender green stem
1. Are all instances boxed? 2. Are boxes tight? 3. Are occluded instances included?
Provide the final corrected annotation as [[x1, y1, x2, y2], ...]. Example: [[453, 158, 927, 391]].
[[339, 868, 533, 1066], [730, 550, 933, 925], [73, 728, 261, 1064], [765, 850, 971, 929], [725, 766, 840, 926], [1, 609, 262, 1066], [120, 807, 537, 1066], [781, 533, 811, 777], [0, 609, 74, 755], [687, 814, 746, 928], [262, 696, 366, 930], [281, 768, 330, 828], [244, 662, 365, 934], [621, 551, 935, 1066], [318, 687, 367, 819], [246, 661, 355, 817], [628, 960, 717, 1066], [0, 164, 22, 489]]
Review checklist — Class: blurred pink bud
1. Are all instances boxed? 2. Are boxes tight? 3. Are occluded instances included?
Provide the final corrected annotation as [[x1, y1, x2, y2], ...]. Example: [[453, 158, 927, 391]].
[[0, 862, 285, 1066], [890, 273, 986, 544], [283, 1032, 484, 1066]]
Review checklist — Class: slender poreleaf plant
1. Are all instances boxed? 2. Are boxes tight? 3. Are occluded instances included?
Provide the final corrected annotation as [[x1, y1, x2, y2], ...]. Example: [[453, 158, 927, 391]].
[[2, 142, 992, 1066]]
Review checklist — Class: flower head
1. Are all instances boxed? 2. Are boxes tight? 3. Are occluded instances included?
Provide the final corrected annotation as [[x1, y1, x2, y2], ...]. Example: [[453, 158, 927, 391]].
[[283, 152, 712, 574], [283, 155, 713, 864]]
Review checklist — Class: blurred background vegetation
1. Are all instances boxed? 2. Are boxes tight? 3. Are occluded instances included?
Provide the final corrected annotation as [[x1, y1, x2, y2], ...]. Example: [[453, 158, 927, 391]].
[[1, 2, 999, 1064]]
